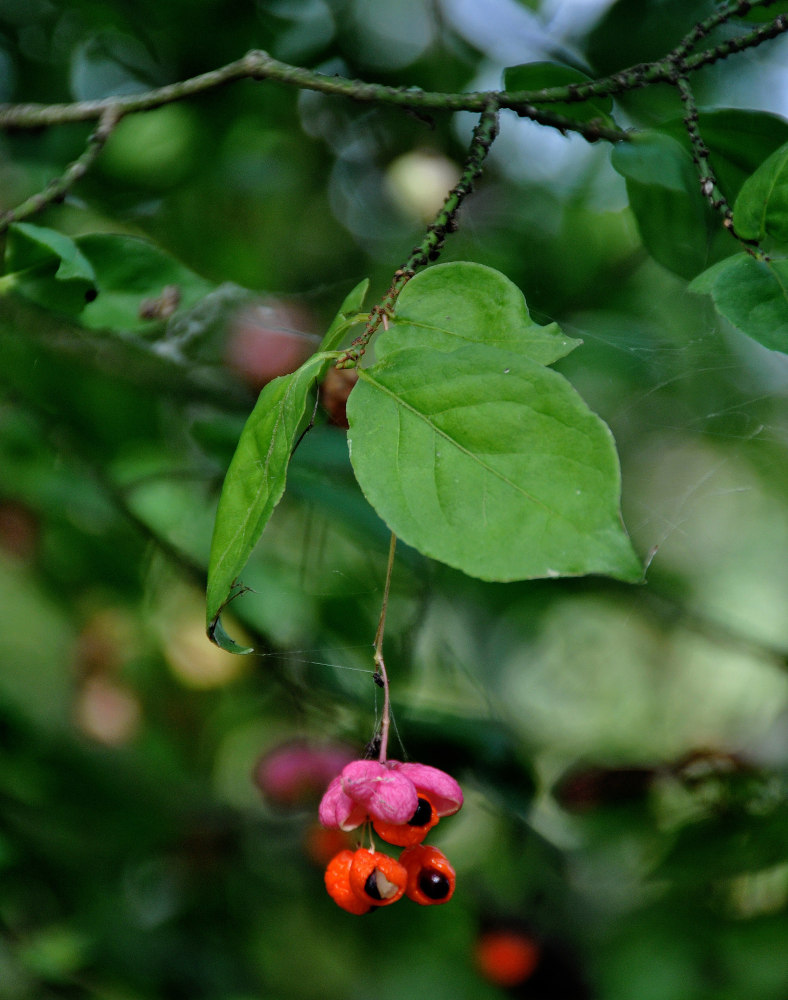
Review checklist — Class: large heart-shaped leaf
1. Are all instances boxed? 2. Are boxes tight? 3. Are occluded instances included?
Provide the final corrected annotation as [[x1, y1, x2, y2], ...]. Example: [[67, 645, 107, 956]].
[[347, 341, 641, 583], [381, 262, 579, 364]]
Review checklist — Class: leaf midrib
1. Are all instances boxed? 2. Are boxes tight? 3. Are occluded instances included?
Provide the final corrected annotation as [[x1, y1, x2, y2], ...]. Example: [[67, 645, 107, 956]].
[[358, 365, 561, 518]]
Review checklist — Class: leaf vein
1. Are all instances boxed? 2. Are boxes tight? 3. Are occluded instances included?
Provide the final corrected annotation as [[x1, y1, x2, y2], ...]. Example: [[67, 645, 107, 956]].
[[358, 368, 554, 515]]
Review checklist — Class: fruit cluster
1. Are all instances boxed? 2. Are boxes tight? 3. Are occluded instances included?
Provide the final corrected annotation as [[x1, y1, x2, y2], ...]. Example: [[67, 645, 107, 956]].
[[318, 758, 463, 914]]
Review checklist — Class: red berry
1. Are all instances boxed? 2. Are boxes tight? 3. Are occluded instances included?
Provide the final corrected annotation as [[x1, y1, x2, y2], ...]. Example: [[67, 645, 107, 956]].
[[373, 794, 439, 847], [475, 929, 540, 987], [399, 844, 456, 906], [324, 850, 371, 915], [348, 849, 408, 907]]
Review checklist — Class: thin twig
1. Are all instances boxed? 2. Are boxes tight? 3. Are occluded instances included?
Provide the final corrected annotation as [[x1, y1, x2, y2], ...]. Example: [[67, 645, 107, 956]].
[[0, 107, 120, 233], [683, 10, 788, 73], [675, 76, 731, 219], [674, 72, 764, 254], [337, 102, 499, 368], [373, 532, 397, 763], [668, 0, 778, 62], [0, 2, 782, 137]]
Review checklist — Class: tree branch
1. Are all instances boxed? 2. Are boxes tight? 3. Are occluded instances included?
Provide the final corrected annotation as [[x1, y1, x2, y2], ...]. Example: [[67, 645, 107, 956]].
[[0, 108, 120, 234], [674, 74, 763, 254], [0, 2, 782, 139], [337, 102, 500, 368]]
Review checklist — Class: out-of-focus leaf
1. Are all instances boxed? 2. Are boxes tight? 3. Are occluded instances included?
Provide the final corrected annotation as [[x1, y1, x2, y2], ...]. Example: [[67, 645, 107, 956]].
[[5, 223, 95, 283], [1, 227, 217, 334], [734, 141, 788, 242], [587, 0, 709, 74], [740, 1, 788, 20], [18, 925, 92, 981], [76, 234, 215, 333], [69, 32, 159, 101], [1, 223, 96, 314], [611, 132, 708, 279], [658, 109, 788, 204], [690, 253, 788, 353], [658, 805, 788, 883], [502, 62, 614, 125], [206, 352, 334, 647], [628, 110, 788, 276]]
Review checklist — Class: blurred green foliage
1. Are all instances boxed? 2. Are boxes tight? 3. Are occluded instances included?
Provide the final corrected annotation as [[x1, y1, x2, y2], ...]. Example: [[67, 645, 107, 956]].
[[2, 1, 788, 998]]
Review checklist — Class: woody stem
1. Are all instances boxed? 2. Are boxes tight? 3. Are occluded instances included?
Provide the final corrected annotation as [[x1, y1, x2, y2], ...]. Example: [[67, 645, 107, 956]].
[[373, 532, 397, 763]]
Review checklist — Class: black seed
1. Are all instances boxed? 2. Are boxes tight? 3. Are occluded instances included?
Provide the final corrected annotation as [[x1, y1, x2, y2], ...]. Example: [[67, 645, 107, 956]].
[[364, 870, 383, 900], [418, 870, 449, 900], [408, 797, 433, 827]]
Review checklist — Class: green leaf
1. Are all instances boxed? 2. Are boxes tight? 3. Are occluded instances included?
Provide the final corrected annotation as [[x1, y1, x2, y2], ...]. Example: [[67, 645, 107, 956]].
[[613, 114, 788, 279], [658, 805, 788, 883], [734, 141, 788, 242], [379, 262, 580, 364], [347, 342, 641, 583], [658, 109, 788, 204], [685, 254, 733, 294], [208, 602, 254, 655], [206, 351, 333, 646], [740, 1, 788, 21], [502, 62, 614, 125], [1, 227, 218, 332], [690, 253, 788, 353], [76, 234, 214, 333], [6, 223, 95, 282], [319, 277, 369, 352], [611, 133, 708, 279], [587, 0, 708, 75], [2, 223, 97, 314]]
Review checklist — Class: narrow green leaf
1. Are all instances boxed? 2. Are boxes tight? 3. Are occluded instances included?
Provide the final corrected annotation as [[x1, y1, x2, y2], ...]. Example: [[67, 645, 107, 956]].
[[347, 343, 641, 583], [612, 133, 709, 279], [5, 222, 95, 283], [503, 62, 614, 125], [206, 351, 333, 644], [319, 277, 369, 352], [690, 253, 788, 353], [208, 600, 253, 655], [379, 262, 580, 364], [733, 141, 788, 242]]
